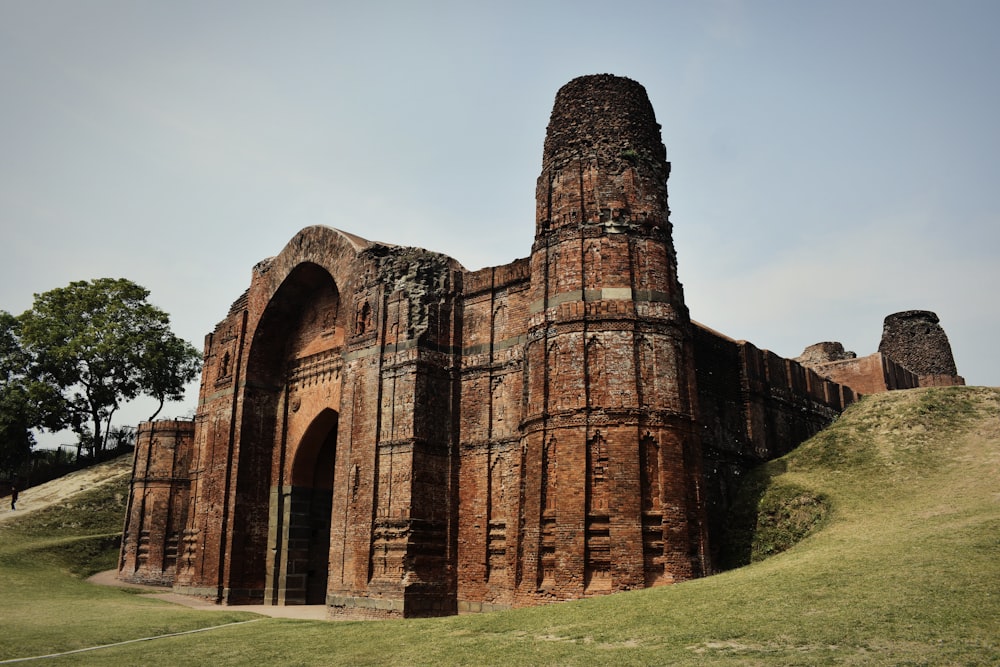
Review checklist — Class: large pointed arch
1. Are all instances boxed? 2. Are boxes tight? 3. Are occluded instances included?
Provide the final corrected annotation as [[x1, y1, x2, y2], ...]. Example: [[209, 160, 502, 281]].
[[229, 261, 342, 603]]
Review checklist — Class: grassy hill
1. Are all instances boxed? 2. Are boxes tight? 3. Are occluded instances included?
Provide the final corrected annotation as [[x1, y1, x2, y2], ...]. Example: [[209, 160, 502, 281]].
[[0, 386, 997, 665]]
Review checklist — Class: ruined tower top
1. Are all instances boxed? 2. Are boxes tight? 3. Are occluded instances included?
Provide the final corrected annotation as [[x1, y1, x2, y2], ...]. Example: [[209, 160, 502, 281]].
[[536, 74, 671, 235], [542, 75, 666, 171], [879, 310, 960, 378]]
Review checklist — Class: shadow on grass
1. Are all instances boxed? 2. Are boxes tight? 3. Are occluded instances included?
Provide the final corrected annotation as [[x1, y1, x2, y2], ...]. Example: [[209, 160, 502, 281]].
[[40, 533, 123, 577], [717, 459, 830, 570]]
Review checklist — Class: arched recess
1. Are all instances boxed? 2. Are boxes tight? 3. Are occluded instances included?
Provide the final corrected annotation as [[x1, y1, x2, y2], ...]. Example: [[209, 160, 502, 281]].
[[278, 408, 338, 605], [230, 262, 341, 603]]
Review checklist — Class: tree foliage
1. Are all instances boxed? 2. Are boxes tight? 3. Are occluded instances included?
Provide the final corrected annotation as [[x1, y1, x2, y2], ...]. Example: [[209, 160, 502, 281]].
[[17, 278, 201, 456], [0, 311, 37, 475]]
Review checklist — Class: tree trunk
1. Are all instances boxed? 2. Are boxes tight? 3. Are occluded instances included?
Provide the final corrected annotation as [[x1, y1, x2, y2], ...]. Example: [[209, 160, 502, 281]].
[[148, 396, 164, 421], [91, 410, 103, 456]]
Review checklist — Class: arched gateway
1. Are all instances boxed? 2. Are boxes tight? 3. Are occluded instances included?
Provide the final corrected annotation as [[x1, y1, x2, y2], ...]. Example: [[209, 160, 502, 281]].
[[164, 225, 464, 616]]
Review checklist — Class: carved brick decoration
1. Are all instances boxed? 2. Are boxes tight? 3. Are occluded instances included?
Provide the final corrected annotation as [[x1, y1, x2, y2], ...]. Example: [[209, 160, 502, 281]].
[[120, 75, 954, 618]]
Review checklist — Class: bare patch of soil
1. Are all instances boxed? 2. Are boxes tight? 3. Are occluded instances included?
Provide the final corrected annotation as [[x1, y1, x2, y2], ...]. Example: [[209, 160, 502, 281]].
[[0, 456, 132, 524]]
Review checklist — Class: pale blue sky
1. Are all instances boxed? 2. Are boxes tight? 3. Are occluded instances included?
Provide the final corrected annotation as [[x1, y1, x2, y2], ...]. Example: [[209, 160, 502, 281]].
[[2, 1, 997, 444]]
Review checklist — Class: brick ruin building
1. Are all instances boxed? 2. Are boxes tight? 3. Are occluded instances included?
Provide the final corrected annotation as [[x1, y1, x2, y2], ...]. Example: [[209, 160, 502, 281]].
[[794, 310, 964, 395], [119, 75, 963, 617]]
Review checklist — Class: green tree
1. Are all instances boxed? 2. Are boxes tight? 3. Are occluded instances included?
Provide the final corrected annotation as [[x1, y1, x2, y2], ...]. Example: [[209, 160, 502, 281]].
[[106, 425, 137, 451], [0, 311, 37, 476], [18, 278, 201, 457]]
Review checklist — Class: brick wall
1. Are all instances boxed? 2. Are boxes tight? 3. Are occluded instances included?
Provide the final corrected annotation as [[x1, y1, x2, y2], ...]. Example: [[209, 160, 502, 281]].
[[808, 352, 915, 396], [693, 325, 849, 567]]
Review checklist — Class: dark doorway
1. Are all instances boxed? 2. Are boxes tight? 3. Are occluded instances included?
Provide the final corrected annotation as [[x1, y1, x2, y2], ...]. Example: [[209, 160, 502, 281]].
[[285, 409, 337, 604], [305, 423, 336, 603]]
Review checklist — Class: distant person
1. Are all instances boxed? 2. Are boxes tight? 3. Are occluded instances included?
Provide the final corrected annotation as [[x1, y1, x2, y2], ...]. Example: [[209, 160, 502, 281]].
[[10, 486, 17, 510]]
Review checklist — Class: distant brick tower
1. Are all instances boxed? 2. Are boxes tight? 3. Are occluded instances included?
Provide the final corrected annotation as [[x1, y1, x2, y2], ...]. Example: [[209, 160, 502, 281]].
[[879, 310, 965, 387], [520, 75, 708, 600]]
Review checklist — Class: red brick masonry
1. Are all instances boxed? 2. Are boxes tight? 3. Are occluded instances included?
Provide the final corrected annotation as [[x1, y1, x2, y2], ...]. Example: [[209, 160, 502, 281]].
[[119, 75, 960, 618]]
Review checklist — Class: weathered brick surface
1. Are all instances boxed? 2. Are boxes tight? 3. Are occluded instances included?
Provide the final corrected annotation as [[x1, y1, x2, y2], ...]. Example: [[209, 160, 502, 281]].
[[805, 352, 918, 396], [691, 325, 852, 566], [879, 310, 965, 386], [120, 75, 959, 617], [119, 420, 194, 586], [796, 310, 965, 397], [795, 341, 857, 365]]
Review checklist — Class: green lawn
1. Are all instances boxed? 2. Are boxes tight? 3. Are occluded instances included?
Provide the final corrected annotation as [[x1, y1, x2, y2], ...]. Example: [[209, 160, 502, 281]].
[[1, 386, 997, 665]]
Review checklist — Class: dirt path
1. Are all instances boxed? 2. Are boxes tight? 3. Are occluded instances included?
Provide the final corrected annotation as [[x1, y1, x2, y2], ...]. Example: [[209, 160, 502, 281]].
[[86, 569, 331, 620], [0, 455, 133, 523]]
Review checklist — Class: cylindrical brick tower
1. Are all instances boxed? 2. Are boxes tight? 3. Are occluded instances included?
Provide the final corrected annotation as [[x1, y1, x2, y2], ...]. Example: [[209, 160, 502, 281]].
[[518, 75, 708, 603], [879, 310, 964, 386]]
